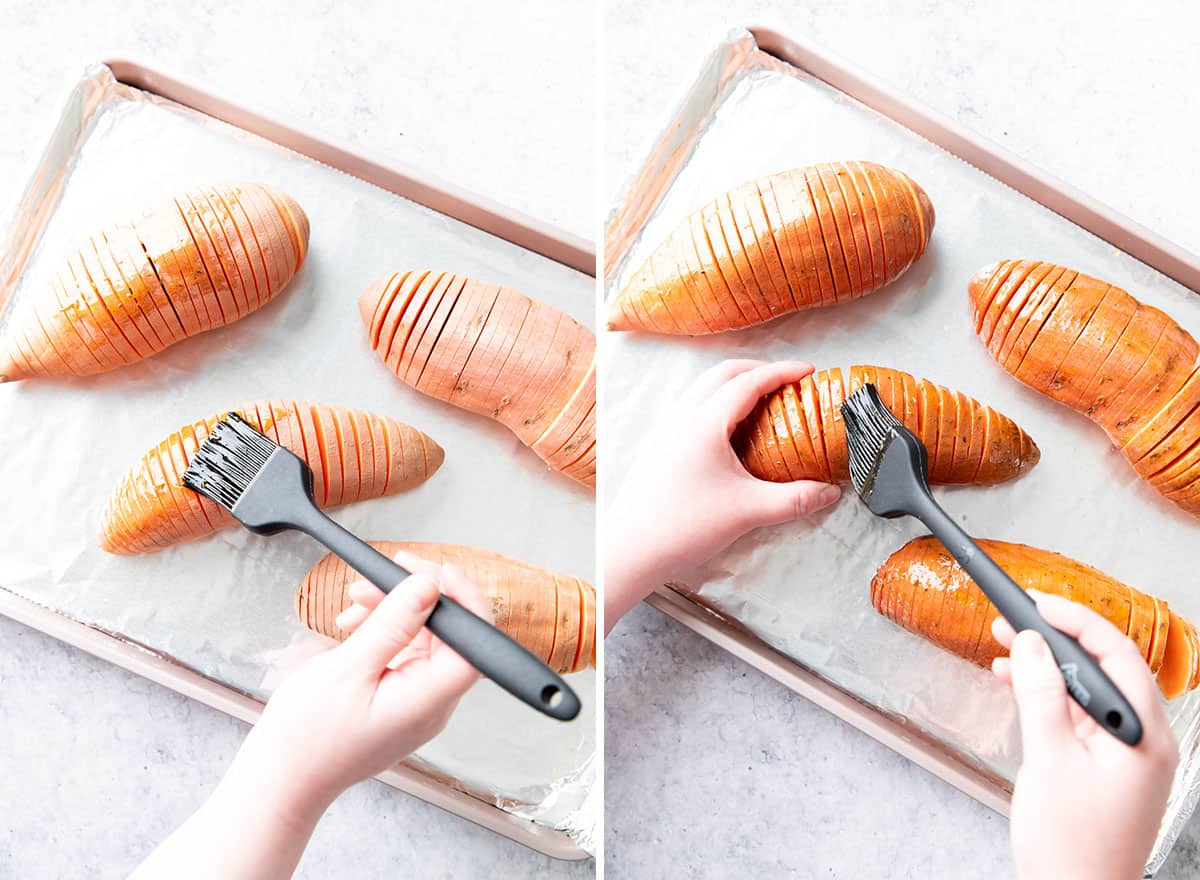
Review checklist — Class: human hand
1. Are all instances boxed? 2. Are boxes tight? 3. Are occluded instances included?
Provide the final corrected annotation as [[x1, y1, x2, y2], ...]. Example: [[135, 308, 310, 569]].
[[130, 552, 487, 880], [233, 551, 487, 821], [991, 591, 1178, 880], [604, 359, 841, 629]]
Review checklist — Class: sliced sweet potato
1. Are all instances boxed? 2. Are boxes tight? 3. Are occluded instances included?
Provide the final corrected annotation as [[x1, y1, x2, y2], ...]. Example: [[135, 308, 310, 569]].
[[873, 537, 1195, 698], [295, 541, 594, 675], [99, 401, 441, 555], [360, 273, 595, 488], [970, 261, 1200, 514], [737, 365, 1039, 486]]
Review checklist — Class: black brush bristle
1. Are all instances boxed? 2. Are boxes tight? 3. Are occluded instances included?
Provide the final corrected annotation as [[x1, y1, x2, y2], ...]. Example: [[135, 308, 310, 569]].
[[181, 413, 279, 511], [840, 384, 903, 495]]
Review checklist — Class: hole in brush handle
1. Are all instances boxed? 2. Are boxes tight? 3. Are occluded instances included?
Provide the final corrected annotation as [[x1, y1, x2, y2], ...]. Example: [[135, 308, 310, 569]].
[[1046, 630, 1143, 747], [426, 596, 581, 721]]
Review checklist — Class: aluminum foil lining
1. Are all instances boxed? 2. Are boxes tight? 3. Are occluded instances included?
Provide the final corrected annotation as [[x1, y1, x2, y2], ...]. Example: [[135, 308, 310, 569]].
[[604, 31, 1200, 874], [0, 65, 595, 848]]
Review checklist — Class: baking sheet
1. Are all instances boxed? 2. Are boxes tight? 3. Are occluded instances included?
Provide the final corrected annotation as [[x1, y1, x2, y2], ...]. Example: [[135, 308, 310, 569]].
[[604, 31, 1200, 872], [0, 65, 595, 844]]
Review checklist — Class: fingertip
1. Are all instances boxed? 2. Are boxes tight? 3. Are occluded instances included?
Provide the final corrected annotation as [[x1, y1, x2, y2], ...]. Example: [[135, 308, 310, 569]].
[[391, 550, 440, 578], [1011, 628, 1049, 663], [403, 572, 440, 611], [991, 615, 1015, 647], [334, 602, 369, 631], [811, 480, 840, 509], [438, 565, 491, 621], [347, 580, 385, 604]]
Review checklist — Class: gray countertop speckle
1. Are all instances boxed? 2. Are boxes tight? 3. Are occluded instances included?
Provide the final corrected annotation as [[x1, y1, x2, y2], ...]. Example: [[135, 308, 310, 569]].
[[603, 1, 1200, 877], [0, 1, 592, 877]]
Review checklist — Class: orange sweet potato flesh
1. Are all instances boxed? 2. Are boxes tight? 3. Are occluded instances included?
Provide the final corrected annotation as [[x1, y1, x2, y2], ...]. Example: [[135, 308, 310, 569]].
[[0, 183, 308, 381], [608, 161, 934, 335], [734, 365, 1039, 484], [970, 260, 1200, 513], [295, 540, 596, 674], [99, 400, 442, 555], [1158, 610, 1197, 700], [359, 272, 595, 489], [873, 536, 1200, 699]]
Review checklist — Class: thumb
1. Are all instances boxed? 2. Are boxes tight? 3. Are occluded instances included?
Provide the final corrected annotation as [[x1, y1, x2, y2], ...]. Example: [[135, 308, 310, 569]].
[[746, 480, 841, 527], [339, 574, 440, 672], [1009, 629, 1074, 760]]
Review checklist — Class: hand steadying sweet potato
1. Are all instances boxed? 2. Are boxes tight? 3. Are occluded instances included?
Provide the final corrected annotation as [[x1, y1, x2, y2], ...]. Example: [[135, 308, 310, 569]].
[[100, 400, 442, 555], [608, 161, 934, 335], [359, 272, 595, 488], [873, 536, 1200, 699], [0, 183, 309, 381], [734, 365, 1039, 485], [969, 260, 1200, 513], [296, 541, 596, 674]]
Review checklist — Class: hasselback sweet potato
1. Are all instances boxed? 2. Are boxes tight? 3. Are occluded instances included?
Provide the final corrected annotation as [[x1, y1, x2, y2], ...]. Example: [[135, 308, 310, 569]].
[[873, 536, 1200, 699], [608, 161, 934, 335], [734, 365, 1039, 485], [296, 541, 596, 674], [100, 400, 442, 555], [0, 183, 309, 381], [359, 272, 595, 488], [970, 260, 1200, 512]]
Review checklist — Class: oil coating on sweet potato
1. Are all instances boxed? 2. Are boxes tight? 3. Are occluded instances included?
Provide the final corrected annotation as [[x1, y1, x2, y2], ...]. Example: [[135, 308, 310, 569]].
[[0, 183, 308, 381], [734, 365, 1039, 485], [295, 541, 596, 674], [970, 261, 1200, 513], [360, 272, 595, 489], [872, 536, 1200, 699], [608, 161, 934, 335], [99, 401, 442, 555]]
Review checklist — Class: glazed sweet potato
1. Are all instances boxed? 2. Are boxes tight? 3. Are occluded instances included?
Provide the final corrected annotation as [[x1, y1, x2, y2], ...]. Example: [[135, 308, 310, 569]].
[[100, 400, 442, 555], [608, 161, 934, 335], [970, 260, 1200, 512], [296, 541, 596, 674], [873, 536, 1200, 699], [0, 183, 309, 381], [359, 272, 595, 488], [734, 365, 1039, 484]]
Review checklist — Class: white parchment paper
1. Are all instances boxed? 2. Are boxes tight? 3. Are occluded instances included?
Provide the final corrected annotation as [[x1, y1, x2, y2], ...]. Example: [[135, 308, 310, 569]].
[[604, 32, 1200, 873], [0, 66, 595, 843]]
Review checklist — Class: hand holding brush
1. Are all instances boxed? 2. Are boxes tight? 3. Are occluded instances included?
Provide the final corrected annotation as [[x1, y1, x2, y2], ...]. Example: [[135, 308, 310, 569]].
[[840, 383, 1143, 746], [182, 412, 580, 721]]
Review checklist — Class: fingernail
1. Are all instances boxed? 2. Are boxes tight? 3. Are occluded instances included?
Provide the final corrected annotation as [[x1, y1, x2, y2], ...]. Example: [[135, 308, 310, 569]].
[[1012, 629, 1047, 660], [405, 575, 439, 609], [818, 485, 841, 506], [334, 606, 359, 628]]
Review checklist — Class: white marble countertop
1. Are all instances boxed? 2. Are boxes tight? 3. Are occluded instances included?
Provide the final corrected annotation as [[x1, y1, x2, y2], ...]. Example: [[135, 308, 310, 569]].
[[0, 1, 592, 877], [603, 1, 1200, 877]]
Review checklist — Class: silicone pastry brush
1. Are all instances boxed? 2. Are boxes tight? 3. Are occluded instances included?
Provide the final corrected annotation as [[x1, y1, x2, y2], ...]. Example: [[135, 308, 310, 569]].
[[840, 384, 1142, 746], [181, 413, 581, 721]]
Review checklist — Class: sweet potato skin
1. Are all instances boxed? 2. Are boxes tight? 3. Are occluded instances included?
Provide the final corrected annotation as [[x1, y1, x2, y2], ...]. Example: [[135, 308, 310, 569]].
[[0, 183, 309, 381], [295, 540, 596, 674], [608, 161, 934, 335], [872, 536, 1200, 698], [734, 365, 1039, 485], [359, 272, 595, 488], [99, 401, 442, 555], [970, 261, 1200, 512]]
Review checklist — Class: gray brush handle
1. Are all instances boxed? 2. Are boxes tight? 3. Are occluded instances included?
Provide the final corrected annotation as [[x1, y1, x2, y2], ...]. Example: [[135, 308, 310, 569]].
[[911, 493, 1142, 747], [296, 508, 581, 722]]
